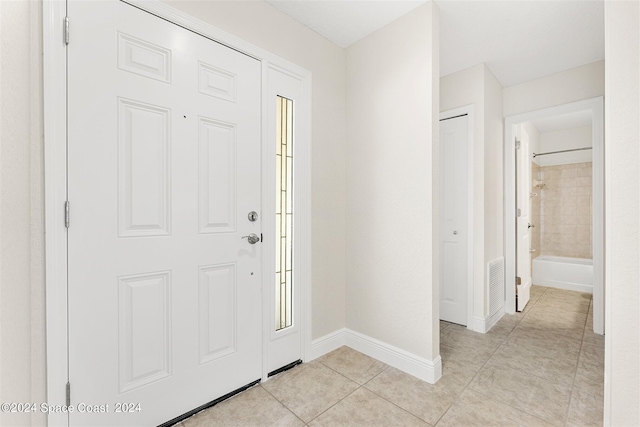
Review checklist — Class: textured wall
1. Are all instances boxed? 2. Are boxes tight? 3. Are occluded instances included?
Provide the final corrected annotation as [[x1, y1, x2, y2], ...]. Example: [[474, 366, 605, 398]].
[[0, 1, 46, 426], [604, 1, 640, 424], [483, 64, 504, 315], [346, 2, 440, 362]]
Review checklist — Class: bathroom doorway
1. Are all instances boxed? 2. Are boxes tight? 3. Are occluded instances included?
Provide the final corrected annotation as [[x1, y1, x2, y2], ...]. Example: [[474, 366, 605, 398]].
[[504, 97, 604, 334]]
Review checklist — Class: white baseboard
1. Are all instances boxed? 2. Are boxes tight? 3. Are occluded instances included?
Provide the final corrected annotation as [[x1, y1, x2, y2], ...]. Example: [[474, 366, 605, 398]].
[[536, 279, 593, 294], [308, 328, 442, 384], [308, 328, 347, 361], [486, 307, 505, 331], [345, 330, 441, 384], [471, 316, 487, 333], [470, 307, 505, 334]]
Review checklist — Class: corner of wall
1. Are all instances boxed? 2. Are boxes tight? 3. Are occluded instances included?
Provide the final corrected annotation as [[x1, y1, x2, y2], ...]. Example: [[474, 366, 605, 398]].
[[603, 1, 640, 424], [0, 1, 46, 425], [308, 328, 443, 384], [344, 1, 439, 363]]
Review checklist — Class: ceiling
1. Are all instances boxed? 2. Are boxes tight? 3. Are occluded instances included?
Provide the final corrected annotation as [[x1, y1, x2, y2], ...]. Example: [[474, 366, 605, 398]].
[[264, 0, 426, 48], [265, 0, 604, 88]]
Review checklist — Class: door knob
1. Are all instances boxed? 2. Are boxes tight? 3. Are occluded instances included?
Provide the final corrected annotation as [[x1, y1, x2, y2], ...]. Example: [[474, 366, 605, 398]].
[[453, 231, 458, 235], [241, 233, 260, 244]]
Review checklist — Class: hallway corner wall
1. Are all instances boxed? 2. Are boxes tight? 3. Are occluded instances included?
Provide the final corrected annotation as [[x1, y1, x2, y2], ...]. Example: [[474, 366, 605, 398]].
[[0, 1, 46, 426], [483, 64, 504, 317], [345, 1, 441, 370], [440, 63, 503, 329], [604, 1, 640, 424]]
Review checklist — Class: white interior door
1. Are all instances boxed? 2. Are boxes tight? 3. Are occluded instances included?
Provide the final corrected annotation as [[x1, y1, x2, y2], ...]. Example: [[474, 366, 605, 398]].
[[516, 126, 532, 311], [68, 1, 261, 425], [439, 115, 468, 325]]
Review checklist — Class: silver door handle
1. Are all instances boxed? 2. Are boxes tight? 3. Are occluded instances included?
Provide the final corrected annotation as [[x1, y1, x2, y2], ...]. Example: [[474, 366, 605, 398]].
[[241, 233, 260, 244]]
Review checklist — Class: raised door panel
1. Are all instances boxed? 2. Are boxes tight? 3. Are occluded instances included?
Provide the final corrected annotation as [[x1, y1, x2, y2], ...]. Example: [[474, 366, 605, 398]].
[[118, 271, 171, 392], [198, 118, 237, 233], [199, 264, 237, 364], [118, 98, 171, 237], [118, 32, 172, 83]]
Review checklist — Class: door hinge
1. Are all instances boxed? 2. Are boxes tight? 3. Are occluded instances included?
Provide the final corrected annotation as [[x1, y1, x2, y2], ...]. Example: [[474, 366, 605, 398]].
[[517, 208, 521, 217], [64, 16, 70, 45], [64, 201, 70, 228], [66, 382, 71, 406], [515, 138, 521, 149], [516, 276, 522, 286]]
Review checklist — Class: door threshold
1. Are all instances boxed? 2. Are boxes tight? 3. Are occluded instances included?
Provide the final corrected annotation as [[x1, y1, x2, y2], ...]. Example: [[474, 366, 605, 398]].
[[158, 379, 261, 427], [268, 359, 302, 377]]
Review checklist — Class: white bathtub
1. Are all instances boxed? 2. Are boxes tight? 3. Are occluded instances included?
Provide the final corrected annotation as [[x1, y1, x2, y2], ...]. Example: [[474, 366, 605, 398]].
[[532, 255, 593, 293]]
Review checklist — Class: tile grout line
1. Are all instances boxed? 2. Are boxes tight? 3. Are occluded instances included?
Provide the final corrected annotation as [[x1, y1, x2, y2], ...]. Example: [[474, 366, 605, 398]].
[[473, 288, 598, 427], [257, 370, 312, 426], [436, 287, 567, 426], [562, 295, 594, 427], [299, 357, 378, 425], [480, 288, 591, 425], [432, 293, 536, 427], [463, 387, 558, 427], [316, 358, 438, 426], [266, 353, 423, 425], [359, 366, 442, 426]]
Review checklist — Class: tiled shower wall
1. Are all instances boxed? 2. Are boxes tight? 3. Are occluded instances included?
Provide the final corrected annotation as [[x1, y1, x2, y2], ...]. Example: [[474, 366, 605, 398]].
[[533, 162, 592, 259]]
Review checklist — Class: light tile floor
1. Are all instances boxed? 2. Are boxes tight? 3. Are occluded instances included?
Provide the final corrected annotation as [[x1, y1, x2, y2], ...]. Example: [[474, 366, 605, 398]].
[[180, 286, 604, 426]]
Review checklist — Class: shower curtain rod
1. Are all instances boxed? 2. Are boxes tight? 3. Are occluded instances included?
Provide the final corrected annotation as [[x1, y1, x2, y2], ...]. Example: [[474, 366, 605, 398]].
[[532, 147, 592, 158]]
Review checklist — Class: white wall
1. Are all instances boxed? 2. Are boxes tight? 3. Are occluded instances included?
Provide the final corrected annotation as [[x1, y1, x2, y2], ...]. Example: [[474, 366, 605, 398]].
[[440, 63, 503, 327], [604, 1, 640, 425], [159, 0, 348, 340], [345, 2, 440, 364], [538, 126, 592, 166], [503, 60, 604, 117], [522, 122, 541, 165], [483, 65, 504, 315], [0, 2, 46, 426]]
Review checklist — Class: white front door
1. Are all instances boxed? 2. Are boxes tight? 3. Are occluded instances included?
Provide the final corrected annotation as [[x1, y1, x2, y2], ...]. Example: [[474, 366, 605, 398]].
[[439, 115, 468, 325], [515, 126, 532, 311], [68, 1, 261, 425]]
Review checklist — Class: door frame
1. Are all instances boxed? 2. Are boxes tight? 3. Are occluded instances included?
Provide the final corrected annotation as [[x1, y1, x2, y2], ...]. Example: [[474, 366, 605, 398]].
[[439, 105, 474, 330], [43, 1, 312, 425], [504, 96, 604, 334]]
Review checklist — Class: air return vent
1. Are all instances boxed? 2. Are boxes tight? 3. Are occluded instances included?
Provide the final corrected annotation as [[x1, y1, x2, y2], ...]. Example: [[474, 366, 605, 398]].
[[488, 257, 505, 317]]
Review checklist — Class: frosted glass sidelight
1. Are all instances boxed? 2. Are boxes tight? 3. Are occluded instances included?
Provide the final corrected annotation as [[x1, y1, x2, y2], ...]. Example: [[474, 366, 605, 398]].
[[276, 96, 294, 331]]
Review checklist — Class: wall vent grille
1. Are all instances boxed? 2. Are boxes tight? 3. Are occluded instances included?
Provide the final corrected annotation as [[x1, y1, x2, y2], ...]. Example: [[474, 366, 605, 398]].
[[488, 257, 505, 317]]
